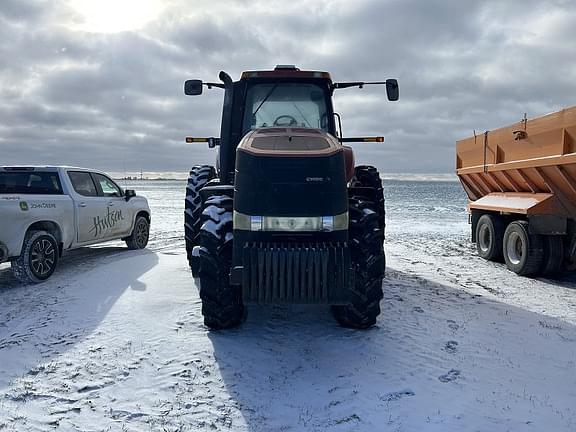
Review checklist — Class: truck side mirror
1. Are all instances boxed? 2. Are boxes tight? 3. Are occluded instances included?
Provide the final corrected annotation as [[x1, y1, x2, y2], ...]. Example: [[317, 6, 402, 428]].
[[184, 80, 203, 96], [125, 189, 136, 201], [386, 79, 399, 101]]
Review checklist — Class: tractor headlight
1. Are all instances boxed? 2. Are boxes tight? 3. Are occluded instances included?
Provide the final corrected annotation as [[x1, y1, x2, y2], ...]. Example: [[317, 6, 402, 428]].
[[233, 211, 348, 232]]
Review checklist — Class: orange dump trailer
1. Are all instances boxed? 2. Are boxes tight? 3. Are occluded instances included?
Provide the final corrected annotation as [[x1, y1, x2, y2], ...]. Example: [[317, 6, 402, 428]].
[[456, 106, 576, 276]]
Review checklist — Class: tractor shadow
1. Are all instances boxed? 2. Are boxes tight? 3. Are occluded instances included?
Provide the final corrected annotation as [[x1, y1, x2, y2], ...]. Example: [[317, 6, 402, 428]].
[[0, 246, 158, 388], [208, 268, 576, 431]]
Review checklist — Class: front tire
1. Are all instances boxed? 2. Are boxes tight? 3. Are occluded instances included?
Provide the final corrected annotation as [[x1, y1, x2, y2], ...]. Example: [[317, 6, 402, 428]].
[[185, 165, 216, 276], [333, 196, 385, 329], [125, 215, 150, 250], [475, 214, 504, 261], [197, 195, 244, 330], [12, 231, 59, 283], [503, 220, 544, 276]]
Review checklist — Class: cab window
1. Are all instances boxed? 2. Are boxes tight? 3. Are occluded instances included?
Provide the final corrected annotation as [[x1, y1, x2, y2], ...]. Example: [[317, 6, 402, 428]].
[[92, 173, 123, 197], [68, 171, 98, 197], [242, 83, 329, 134]]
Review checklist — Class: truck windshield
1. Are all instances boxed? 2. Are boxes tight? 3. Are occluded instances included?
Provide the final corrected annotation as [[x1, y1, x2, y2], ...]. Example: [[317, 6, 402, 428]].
[[242, 83, 329, 134], [0, 172, 63, 195]]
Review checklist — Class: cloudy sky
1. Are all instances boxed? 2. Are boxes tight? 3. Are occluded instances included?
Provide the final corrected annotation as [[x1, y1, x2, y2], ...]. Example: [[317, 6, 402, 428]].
[[1, 0, 575, 175]]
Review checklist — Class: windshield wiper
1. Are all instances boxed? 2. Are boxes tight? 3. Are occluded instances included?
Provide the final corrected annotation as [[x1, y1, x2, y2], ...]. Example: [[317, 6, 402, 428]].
[[253, 83, 279, 117]]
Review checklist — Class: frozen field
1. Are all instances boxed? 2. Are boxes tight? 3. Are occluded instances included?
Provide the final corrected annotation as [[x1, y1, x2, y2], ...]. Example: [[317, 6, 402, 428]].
[[1, 178, 575, 431]]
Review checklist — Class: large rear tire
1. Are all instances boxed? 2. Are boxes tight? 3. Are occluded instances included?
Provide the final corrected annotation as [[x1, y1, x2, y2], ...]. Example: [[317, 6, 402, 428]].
[[475, 214, 505, 261], [185, 165, 216, 276], [333, 196, 385, 329], [350, 165, 385, 233], [503, 220, 544, 276], [197, 195, 244, 330], [12, 231, 59, 283]]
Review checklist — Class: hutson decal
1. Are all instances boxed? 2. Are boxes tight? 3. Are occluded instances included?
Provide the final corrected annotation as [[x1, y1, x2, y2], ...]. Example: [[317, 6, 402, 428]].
[[89, 207, 125, 237]]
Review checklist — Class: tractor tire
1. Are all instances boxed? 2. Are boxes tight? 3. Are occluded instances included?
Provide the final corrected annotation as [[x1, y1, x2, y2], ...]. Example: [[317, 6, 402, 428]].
[[333, 196, 385, 329], [125, 215, 150, 250], [197, 195, 244, 330], [12, 231, 59, 283], [350, 165, 385, 233], [475, 214, 505, 261], [185, 165, 216, 276], [503, 220, 544, 276], [541, 235, 563, 276]]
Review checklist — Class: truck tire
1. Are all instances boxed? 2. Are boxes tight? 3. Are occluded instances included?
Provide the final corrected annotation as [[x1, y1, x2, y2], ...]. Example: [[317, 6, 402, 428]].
[[11, 231, 59, 283], [503, 221, 544, 276], [350, 165, 385, 233], [185, 165, 216, 276], [125, 215, 150, 250], [332, 197, 385, 329], [475, 214, 504, 261], [541, 235, 563, 276], [197, 195, 244, 330]]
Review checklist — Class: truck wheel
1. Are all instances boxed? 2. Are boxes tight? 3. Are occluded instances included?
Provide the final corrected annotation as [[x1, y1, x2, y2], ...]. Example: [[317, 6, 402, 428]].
[[503, 221, 544, 276], [475, 214, 504, 261], [197, 195, 244, 330], [185, 165, 216, 276], [333, 197, 385, 329], [125, 215, 149, 250], [11, 231, 59, 283], [350, 165, 385, 233], [541, 235, 563, 276]]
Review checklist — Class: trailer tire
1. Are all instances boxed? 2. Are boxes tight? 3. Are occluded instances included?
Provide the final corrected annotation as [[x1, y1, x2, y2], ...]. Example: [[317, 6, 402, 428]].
[[475, 214, 505, 261], [503, 221, 544, 276], [197, 195, 244, 330], [332, 197, 384, 329], [350, 166, 385, 233], [11, 231, 59, 283], [185, 165, 216, 276], [541, 235, 564, 276]]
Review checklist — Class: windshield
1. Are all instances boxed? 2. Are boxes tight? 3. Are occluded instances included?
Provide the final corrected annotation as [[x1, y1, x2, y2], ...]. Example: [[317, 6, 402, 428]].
[[242, 83, 329, 134]]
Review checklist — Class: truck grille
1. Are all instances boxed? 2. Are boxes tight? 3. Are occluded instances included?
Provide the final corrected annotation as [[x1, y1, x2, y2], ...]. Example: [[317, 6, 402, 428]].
[[241, 242, 352, 304]]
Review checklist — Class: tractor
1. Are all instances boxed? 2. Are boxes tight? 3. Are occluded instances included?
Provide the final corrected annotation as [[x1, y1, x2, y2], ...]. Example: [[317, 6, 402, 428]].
[[183, 65, 398, 329]]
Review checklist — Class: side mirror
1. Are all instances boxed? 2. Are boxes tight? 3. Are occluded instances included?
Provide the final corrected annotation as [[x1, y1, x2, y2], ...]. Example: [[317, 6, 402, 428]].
[[184, 80, 203, 96], [386, 79, 399, 101], [125, 189, 136, 201]]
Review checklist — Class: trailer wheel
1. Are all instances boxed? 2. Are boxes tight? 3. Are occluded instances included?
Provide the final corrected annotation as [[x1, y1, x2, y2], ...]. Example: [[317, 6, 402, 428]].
[[503, 221, 544, 276], [12, 231, 59, 283], [475, 214, 504, 261], [541, 235, 564, 276], [197, 195, 244, 330], [332, 197, 385, 329], [185, 165, 216, 276], [350, 165, 385, 233]]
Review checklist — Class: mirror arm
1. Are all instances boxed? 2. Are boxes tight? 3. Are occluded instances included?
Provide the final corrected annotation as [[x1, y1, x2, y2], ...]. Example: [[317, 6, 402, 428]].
[[205, 82, 225, 89]]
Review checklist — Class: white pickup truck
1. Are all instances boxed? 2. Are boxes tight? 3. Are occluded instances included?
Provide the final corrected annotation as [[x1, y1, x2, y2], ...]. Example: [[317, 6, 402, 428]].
[[0, 166, 151, 283]]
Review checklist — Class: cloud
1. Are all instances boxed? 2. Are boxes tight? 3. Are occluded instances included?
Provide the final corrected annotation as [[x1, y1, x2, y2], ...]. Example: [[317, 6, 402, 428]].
[[1, 0, 575, 174]]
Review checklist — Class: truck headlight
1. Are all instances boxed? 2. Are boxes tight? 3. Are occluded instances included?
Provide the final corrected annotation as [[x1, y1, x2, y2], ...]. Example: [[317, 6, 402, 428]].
[[233, 211, 348, 232]]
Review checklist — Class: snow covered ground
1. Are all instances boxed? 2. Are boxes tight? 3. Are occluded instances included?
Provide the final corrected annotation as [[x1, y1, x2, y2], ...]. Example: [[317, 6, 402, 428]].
[[1, 179, 575, 431]]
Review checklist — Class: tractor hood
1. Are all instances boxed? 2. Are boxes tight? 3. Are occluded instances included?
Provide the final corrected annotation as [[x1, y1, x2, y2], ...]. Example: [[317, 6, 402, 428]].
[[234, 128, 347, 217], [237, 127, 341, 157]]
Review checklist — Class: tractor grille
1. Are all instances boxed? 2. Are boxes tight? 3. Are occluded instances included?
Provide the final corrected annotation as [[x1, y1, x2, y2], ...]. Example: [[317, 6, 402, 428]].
[[241, 242, 352, 304]]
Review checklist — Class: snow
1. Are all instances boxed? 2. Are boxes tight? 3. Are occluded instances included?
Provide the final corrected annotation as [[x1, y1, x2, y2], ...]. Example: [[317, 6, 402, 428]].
[[1, 179, 576, 431]]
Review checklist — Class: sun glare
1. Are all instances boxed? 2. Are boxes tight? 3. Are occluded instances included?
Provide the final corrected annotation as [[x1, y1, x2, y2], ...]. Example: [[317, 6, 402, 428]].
[[68, 0, 165, 33]]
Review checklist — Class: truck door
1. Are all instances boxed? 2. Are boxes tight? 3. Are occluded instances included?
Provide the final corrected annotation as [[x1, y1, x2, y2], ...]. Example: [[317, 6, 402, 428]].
[[67, 171, 113, 244], [90, 173, 133, 237]]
